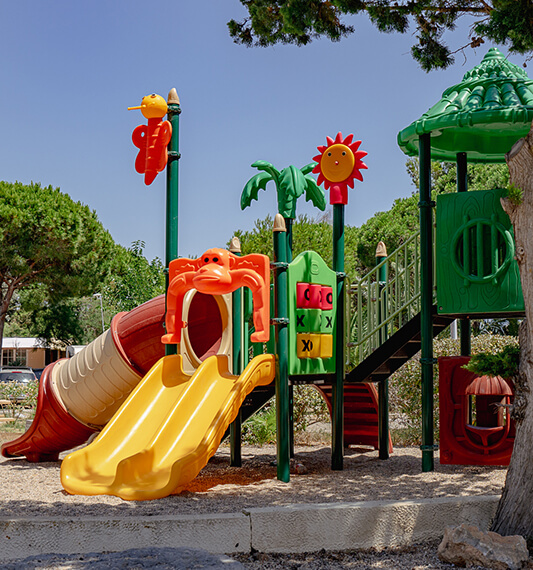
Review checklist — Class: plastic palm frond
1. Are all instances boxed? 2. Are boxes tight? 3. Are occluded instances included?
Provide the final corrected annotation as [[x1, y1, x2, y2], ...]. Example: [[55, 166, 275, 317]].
[[303, 174, 326, 211], [240, 161, 280, 211], [277, 165, 307, 219], [300, 162, 317, 176], [251, 160, 281, 183], [240, 172, 273, 210]]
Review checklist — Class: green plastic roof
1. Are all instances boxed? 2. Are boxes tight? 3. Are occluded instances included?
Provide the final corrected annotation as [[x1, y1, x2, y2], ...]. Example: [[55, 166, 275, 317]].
[[398, 48, 533, 163]]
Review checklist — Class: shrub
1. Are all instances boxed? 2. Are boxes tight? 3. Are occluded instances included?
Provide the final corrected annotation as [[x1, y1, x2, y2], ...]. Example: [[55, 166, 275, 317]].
[[241, 385, 330, 446], [0, 380, 39, 422], [292, 385, 330, 432], [464, 344, 520, 379], [242, 403, 277, 445]]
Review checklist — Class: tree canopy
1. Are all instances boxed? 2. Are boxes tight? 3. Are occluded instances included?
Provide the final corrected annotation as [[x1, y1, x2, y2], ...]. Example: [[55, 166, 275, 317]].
[[228, 1, 533, 71], [104, 240, 165, 313], [233, 213, 360, 279], [0, 181, 117, 347], [4, 240, 166, 346]]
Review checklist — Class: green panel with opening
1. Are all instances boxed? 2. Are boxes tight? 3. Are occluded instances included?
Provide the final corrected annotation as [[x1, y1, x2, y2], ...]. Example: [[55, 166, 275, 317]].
[[436, 188, 524, 316]]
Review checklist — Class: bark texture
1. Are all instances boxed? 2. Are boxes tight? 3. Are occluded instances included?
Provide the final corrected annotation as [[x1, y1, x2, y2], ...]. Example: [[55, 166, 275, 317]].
[[492, 126, 533, 541]]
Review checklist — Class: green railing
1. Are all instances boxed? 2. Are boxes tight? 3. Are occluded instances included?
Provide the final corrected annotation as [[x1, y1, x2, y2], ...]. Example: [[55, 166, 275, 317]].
[[347, 232, 423, 368]]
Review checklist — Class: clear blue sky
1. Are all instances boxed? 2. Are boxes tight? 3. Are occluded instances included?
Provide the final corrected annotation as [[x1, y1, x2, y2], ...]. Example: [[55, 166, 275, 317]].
[[0, 1, 517, 262]]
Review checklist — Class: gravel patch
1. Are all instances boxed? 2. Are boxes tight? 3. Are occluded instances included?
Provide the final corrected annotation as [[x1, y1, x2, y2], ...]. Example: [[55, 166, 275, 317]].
[[0, 434, 507, 518], [233, 541, 489, 569], [0, 431, 517, 568]]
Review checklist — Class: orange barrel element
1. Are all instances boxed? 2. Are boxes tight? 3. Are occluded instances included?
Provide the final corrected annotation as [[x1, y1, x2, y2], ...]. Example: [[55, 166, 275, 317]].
[[53, 323, 143, 427]]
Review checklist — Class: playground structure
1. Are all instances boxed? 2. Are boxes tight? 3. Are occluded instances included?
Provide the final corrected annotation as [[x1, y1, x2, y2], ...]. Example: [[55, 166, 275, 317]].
[[2, 47, 533, 498]]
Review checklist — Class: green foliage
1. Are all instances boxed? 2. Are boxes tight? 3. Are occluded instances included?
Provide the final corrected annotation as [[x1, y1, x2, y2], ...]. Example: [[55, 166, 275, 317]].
[[28, 297, 86, 345], [241, 161, 326, 219], [356, 194, 419, 272], [292, 385, 330, 432], [233, 213, 360, 281], [405, 158, 509, 193], [242, 402, 277, 445], [468, 163, 510, 191], [475, 0, 533, 54], [104, 240, 165, 313], [389, 334, 519, 445], [0, 181, 115, 298], [241, 385, 330, 446], [0, 380, 38, 421], [228, 1, 533, 72], [233, 215, 276, 260], [4, 286, 108, 345], [464, 344, 520, 379], [507, 183, 523, 206], [351, 158, 510, 275], [228, 1, 355, 48], [0, 181, 116, 345], [357, 160, 509, 273]]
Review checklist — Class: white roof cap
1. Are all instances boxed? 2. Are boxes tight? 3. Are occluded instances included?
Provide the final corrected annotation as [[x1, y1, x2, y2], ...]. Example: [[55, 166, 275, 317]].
[[2, 338, 42, 349]]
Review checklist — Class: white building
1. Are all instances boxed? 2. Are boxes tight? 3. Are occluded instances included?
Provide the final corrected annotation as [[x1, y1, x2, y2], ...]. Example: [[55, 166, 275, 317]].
[[1, 338, 66, 369]]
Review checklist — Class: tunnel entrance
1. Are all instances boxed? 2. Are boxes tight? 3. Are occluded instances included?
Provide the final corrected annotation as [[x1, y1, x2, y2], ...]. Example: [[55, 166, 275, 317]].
[[186, 292, 223, 362]]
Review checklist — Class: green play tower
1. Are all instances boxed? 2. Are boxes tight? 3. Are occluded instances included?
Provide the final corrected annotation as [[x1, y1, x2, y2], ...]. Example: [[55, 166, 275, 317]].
[[398, 47, 533, 471]]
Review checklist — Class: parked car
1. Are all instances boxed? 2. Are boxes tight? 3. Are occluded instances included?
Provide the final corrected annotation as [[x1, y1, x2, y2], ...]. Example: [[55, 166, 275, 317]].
[[32, 368, 45, 381], [0, 367, 38, 384]]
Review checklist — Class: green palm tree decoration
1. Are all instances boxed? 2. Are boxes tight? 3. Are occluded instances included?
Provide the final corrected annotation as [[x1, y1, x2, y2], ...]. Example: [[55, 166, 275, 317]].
[[241, 160, 326, 220]]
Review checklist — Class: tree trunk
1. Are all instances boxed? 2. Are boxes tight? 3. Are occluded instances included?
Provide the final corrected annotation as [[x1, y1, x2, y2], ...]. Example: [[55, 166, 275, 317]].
[[492, 126, 533, 542]]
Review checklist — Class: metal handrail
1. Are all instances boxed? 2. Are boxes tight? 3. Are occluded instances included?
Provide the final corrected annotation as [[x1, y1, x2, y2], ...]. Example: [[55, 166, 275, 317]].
[[347, 231, 424, 367]]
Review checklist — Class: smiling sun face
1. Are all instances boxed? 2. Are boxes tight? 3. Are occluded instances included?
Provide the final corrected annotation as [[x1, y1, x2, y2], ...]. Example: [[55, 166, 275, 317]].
[[313, 132, 367, 205]]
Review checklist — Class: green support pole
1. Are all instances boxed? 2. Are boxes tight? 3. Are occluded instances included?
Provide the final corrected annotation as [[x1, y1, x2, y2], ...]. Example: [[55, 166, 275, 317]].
[[376, 242, 389, 460], [419, 133, 435, 472], [332, 203, 345, 471], [456, 152, 471, 357], [285, 217, 295, 459], [273, 214, 290, 483], [229, 237, 243, 467], [165, 88, 181, 357]]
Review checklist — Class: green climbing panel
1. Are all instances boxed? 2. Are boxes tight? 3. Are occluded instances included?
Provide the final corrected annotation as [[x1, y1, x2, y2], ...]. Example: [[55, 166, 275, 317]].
[[287, 251, 337, 376], [436, 188, 524, 316]]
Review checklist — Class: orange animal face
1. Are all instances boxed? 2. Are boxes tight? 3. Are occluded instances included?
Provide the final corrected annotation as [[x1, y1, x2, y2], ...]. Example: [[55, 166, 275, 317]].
[[193, 249, 233, 292]]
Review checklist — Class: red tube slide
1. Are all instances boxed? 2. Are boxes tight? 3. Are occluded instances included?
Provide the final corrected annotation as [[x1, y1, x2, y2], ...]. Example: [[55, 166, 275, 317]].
[[1, 296, 166, 462]]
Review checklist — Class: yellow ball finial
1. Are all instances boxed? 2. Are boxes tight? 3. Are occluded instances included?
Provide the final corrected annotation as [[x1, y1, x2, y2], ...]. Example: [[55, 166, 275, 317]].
[[128, 93, 168, 119]]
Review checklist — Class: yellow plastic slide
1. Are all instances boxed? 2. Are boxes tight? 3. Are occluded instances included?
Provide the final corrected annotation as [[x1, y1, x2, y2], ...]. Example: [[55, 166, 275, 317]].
[[60, 353, 275, 501]]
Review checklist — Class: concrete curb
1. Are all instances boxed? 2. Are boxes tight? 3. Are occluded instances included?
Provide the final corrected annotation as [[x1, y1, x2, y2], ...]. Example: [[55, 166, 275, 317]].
[[247, 495, 499, 553], [0, 495, 500, 562]]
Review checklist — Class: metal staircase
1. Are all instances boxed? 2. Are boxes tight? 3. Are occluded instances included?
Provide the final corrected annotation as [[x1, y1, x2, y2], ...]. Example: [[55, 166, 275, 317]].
[[346, 305, 454, 384], [346, 230, 453, 383], [236, 231, 452, 452]]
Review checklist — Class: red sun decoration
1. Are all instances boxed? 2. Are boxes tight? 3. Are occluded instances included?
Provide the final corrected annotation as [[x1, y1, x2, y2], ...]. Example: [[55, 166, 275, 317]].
[[312, 132, 367, 205]]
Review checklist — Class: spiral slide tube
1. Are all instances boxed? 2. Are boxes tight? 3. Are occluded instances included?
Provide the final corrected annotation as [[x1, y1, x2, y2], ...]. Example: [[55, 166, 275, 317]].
[[1, 296, 167, 462]]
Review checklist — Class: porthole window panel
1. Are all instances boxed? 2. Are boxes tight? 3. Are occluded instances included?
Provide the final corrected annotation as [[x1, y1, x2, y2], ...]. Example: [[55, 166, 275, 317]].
[[436, 188, 524, 316]]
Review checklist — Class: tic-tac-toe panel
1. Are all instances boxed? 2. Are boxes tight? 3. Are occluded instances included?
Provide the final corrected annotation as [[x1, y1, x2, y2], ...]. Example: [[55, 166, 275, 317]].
[[287, 251, 337, 376]]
